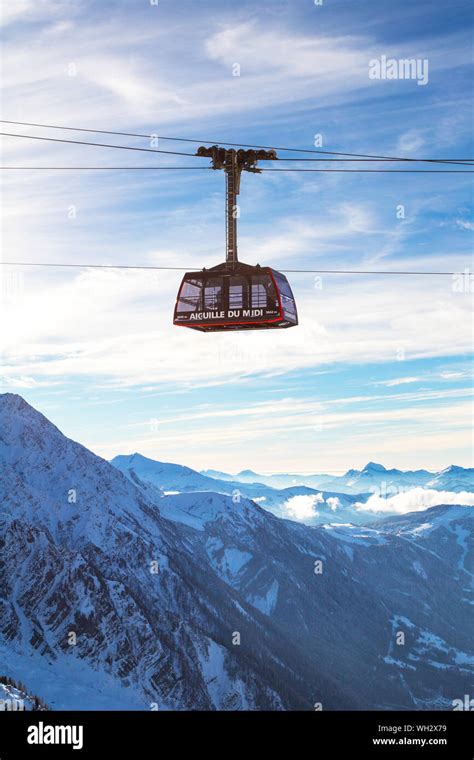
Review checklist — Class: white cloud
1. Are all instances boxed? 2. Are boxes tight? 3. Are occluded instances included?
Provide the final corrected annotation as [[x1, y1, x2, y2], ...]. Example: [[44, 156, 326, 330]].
[[327, 497, 340, 512], [1, 259, 472, 389], [1, 18, 379, 135], [206, 24, 371, 82], [356, 488, 474, 514], [0, 0, 62, 27], [456, 220, 474, 231], [283, 494, 323, 521], [396, 130, 426, 154], [0, 375, 60, 389], [373, 368, 473, 387], [374, 377, 422, 387]]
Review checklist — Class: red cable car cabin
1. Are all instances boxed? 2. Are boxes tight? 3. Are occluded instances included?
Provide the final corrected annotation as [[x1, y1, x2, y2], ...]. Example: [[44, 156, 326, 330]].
[[173, 262, 298, 332]]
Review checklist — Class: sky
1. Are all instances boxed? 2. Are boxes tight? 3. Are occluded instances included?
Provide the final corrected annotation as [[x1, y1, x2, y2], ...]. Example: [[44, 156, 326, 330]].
[[1, 0, 473, 473]]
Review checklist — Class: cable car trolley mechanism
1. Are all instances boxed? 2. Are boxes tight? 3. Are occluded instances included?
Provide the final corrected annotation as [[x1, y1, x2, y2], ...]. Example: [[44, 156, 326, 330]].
[[173, 146, 298, 332]]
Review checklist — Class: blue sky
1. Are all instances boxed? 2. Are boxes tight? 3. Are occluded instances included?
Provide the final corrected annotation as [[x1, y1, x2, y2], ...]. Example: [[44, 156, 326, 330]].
[[1, 0, 473, 472]]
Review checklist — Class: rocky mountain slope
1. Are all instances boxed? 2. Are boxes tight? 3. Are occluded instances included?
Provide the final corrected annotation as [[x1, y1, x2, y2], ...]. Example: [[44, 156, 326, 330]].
[[1, 394, 472, 710]]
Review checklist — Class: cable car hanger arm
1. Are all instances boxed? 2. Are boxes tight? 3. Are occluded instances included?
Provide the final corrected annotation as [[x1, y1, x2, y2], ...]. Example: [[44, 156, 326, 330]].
[[196, 146, 278, 268]]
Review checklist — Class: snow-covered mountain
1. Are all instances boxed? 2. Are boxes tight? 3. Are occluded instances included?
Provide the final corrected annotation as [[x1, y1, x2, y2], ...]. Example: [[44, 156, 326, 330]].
[[114, 454, 474, 524], [0, 394, 353, 709], [426, 465, 474, 493], [201, 467, 337, 490], [339, 461, 433, 492], [330, 462, 473, 495], [200, 469, 235, 482], [112, 453, 224, 493], [202, 461, 474, 496], [1, 393, 472, 711], [112, 452, 369, 525]]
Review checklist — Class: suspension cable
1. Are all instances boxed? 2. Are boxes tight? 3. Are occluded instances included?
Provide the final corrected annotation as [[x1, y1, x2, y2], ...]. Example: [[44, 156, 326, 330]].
[[0, 261, 463, 276], [1, 120, 472, 165]]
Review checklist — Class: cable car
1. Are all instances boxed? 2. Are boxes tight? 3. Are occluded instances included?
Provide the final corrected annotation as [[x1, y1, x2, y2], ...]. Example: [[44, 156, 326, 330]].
[[174, 262, 297, 332], [173, 146, 298, 333]]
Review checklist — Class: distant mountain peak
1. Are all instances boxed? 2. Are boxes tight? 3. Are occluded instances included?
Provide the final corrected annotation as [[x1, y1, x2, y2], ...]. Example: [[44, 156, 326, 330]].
[[362, 462, 387, 473], [237, 469, 260, 477], [343, 462, 387, 478], [343, 468, 359, 477]]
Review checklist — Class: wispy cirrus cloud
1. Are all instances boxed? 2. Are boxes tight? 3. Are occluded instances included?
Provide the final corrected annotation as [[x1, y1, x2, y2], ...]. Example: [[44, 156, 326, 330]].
[[373, 377, 423, 387], [0, 0, 64, 28], [1, 262, 472, 389], [1, 1, 472, 472], [456, 219, 474, 231]]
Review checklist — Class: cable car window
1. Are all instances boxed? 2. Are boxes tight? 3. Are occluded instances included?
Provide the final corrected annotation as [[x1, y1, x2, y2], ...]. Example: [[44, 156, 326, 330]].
[[229, 276, 248, 309], [282, 297, 297, 319], [251, 275, 277, 309], [178, 279, 202, 312], [252, 283, 266, 307], [273, 273, 293, 299], [204, 277, 223, 310]]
